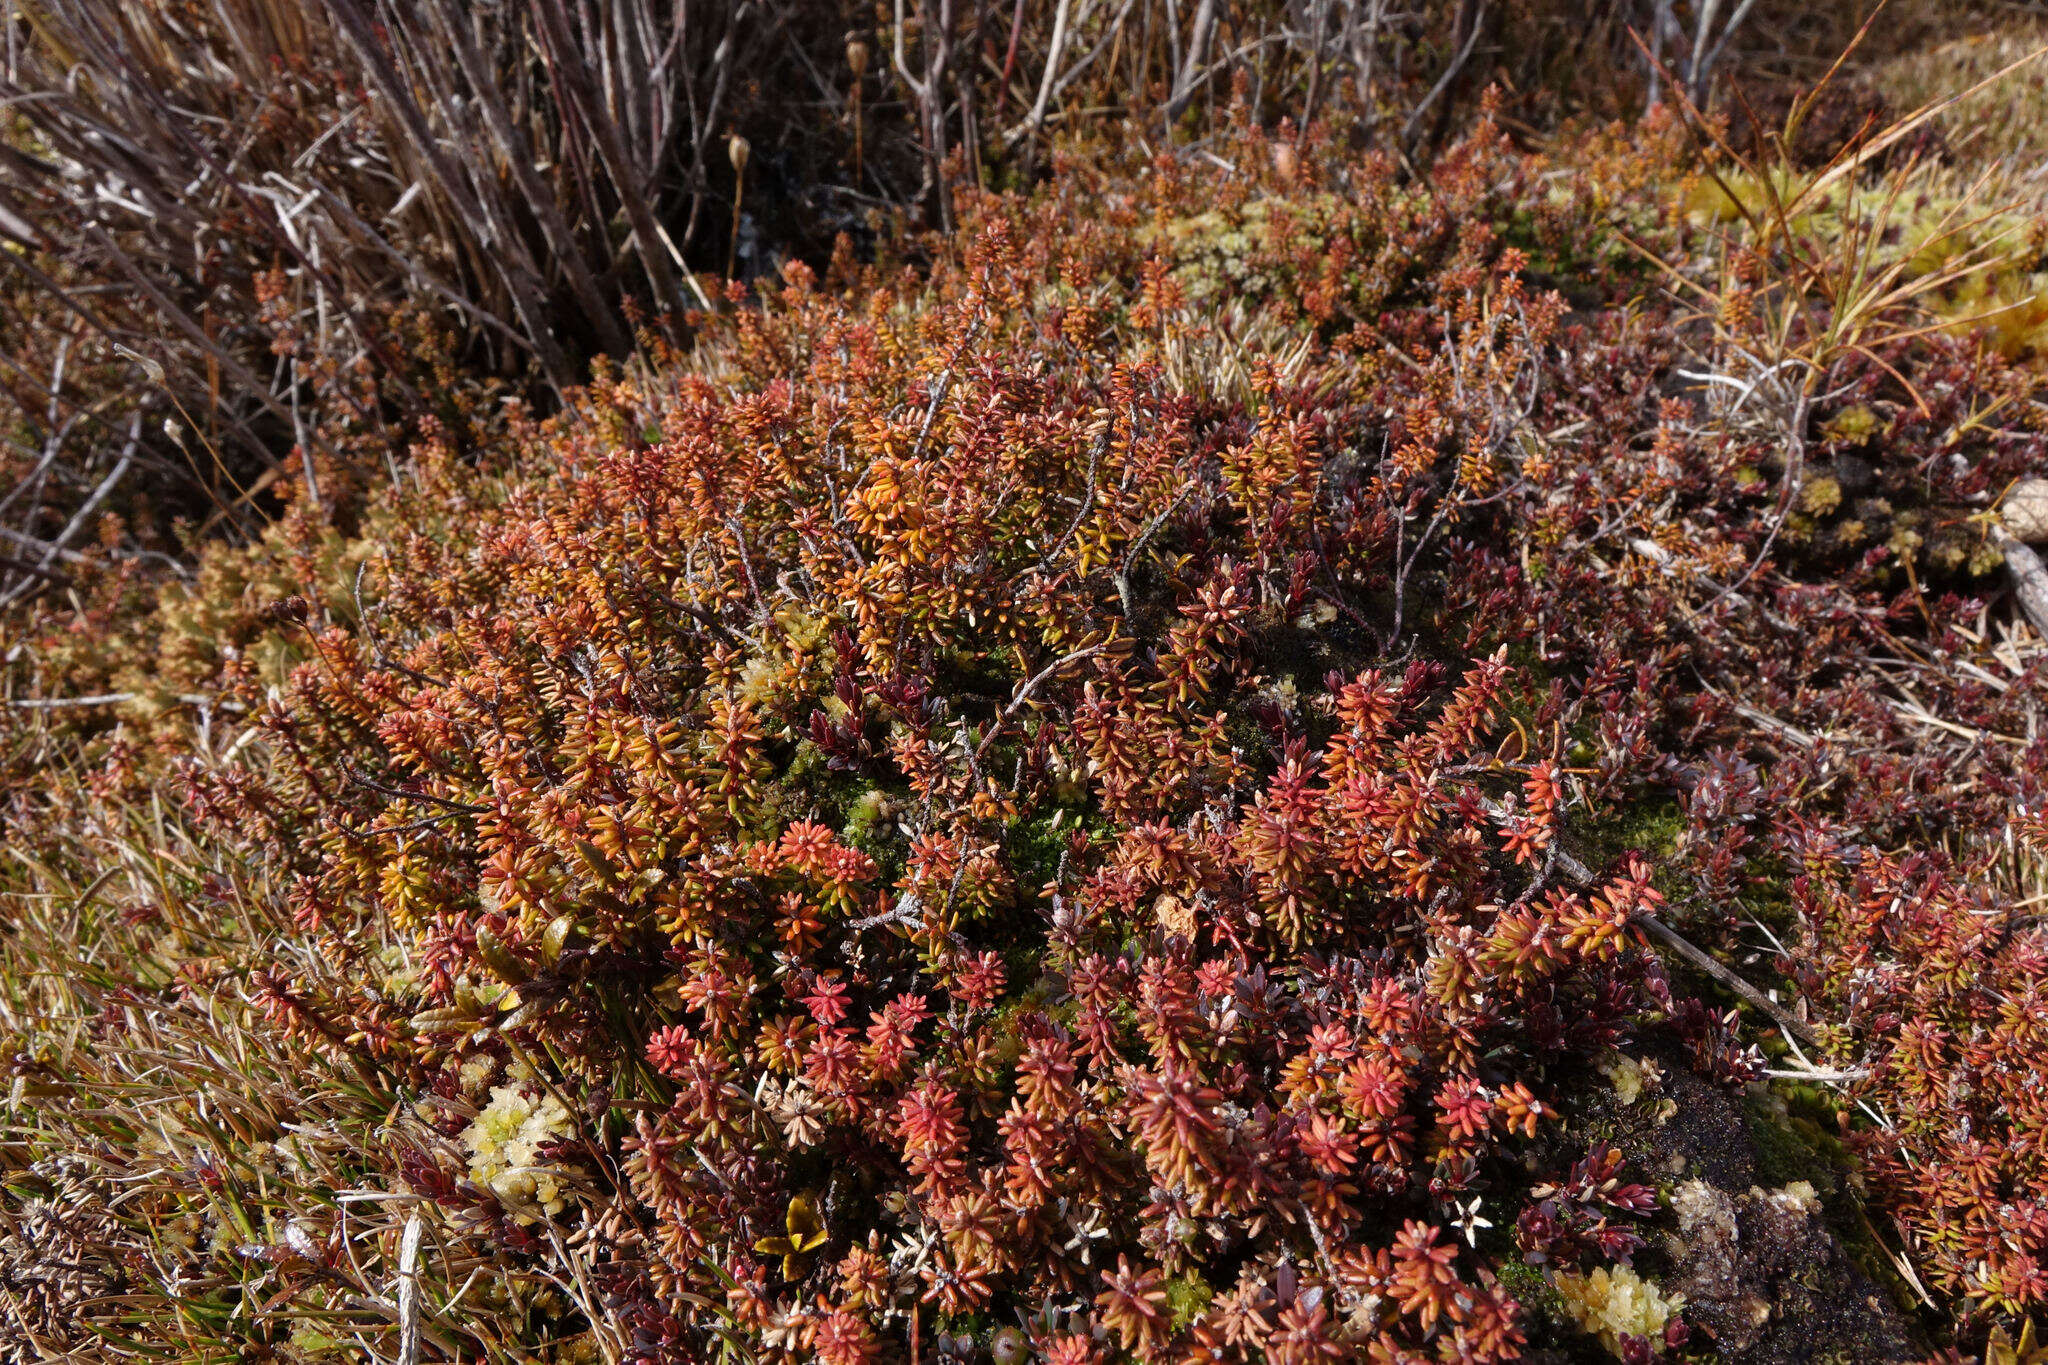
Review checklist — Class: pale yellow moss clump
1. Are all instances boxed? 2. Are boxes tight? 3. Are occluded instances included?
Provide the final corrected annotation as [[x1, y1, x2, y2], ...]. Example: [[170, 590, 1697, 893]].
[[1552, 1264, 1683, 1356], [463, 1083, 576, 1219], [1597, 1052, 1663, 1107], [1598, 1053, 1646, 1105]]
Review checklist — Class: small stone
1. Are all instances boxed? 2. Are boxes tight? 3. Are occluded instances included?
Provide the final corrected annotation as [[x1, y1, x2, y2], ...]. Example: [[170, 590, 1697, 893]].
[[1155, 893, 1197, 940], [2001, 478, 2048, 543]]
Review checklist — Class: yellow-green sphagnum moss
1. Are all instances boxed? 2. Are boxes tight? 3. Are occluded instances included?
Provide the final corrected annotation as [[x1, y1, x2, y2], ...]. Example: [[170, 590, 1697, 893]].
[[464, 1084, 576, 1220], [1552, 1264, 1684, 1356]]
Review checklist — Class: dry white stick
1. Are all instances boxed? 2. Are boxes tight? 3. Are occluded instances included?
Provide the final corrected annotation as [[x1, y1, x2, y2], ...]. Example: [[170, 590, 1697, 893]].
[[396, 1214, 422, 1365], [1997, 524, 2048, 640], [1019, 0, 1075, 142]]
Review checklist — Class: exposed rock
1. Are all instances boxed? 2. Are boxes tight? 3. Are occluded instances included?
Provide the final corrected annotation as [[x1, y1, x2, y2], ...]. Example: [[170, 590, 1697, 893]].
[[1559, 1051, 1921, 1363], [2001, 478, 2048, 543], [1665, 1179, 1858, 1357]]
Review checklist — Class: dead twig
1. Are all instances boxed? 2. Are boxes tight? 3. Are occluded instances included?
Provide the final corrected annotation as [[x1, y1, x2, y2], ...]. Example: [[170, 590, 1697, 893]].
[[1542, 839, 1824, 1046]]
